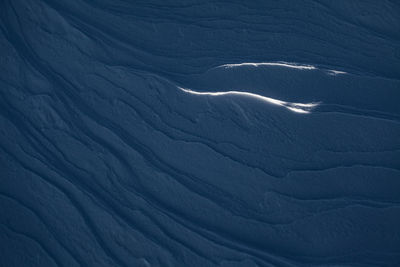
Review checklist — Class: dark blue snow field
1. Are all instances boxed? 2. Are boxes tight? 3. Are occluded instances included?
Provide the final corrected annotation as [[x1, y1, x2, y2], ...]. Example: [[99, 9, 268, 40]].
[[1, 0, 400, 266]]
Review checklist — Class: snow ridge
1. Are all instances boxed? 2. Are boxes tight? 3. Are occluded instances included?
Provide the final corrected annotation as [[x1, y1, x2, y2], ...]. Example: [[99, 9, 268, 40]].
[[178, 87, 319, 113]]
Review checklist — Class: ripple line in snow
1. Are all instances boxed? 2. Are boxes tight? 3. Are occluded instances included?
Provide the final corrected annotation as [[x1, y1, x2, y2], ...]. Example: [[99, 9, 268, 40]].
[[217, 61, 317, 70], [215, 61, 347, 75], [178, 87, 319, 114]]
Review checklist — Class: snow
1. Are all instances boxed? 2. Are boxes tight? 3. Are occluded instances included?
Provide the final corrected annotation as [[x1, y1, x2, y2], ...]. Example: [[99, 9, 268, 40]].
[[217, 62, 317, 70], [1, 0, 399, 266], [178, 86, 319, 113]]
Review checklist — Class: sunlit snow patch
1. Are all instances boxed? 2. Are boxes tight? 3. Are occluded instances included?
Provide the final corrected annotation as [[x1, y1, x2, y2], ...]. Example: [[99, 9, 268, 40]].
[[216, 62, 316, 70], [179, 87, 319, 114], [326, 70, 347, 75], [216, 61, 347, 75]]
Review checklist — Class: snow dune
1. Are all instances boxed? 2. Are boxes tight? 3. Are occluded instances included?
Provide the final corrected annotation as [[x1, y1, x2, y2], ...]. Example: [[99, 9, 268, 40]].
[[1, 0, 400, 266]]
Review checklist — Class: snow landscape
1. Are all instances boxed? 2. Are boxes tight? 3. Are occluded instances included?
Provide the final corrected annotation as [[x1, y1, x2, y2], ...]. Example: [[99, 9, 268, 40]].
[[1, 0, 400, 266]]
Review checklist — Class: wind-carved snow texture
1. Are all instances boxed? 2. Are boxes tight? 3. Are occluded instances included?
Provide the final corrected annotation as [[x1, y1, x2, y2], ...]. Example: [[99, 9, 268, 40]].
[[1, 0, 400, 266]]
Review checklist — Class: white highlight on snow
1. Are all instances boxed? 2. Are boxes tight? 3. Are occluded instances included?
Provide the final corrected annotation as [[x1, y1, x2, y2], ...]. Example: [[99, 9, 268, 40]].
[[217, 62, 317, 70], [327, 70, 347, 75], [178, 87, 319, 114], [216, 61, 347, 75]]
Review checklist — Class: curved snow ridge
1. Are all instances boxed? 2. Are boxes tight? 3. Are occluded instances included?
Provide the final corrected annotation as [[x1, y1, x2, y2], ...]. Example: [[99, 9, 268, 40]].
[[178, 87, 320, 114], [215, 61, 347, 75], [217, 61, 316, 70], [326, 70, 348, 75]]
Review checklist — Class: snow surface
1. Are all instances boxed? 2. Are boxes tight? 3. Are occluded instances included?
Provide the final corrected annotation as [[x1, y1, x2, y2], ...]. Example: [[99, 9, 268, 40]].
[[1, 0, 400, 266]]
